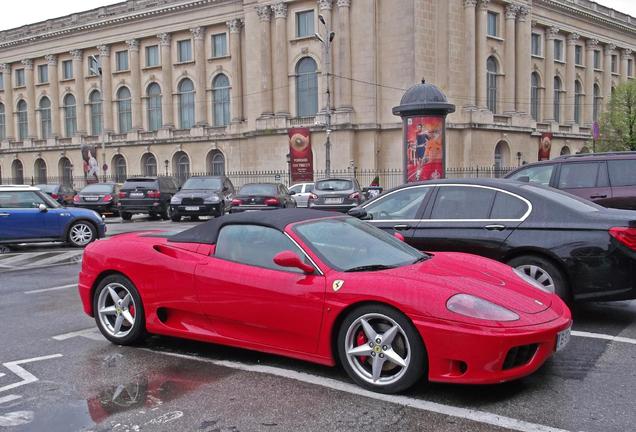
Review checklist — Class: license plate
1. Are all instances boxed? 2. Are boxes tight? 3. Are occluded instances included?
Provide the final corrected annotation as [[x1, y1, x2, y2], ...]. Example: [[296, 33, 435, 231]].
[[325, 198, 343, 204], [130, 192, 144, 198], [555, 326, 571, 352], [185, 206, 199, 211], [84, 196, 99, 201]]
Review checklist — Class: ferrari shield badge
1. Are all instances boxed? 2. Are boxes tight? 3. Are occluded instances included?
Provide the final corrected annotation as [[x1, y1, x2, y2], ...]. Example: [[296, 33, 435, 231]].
[[332, 280, 345, 292]]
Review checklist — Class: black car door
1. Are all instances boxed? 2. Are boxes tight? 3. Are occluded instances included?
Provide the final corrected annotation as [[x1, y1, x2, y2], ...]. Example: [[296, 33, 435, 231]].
[[413, 185, 529, 259]]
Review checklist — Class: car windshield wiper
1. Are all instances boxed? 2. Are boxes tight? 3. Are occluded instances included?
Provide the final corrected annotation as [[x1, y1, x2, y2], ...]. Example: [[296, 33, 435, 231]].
[[411, 255, 429, 264], [344, 264, 397, 272]]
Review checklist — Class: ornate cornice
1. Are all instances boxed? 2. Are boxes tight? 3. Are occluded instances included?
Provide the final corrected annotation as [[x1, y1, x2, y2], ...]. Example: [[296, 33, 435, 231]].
[[272, 1, 288, 18], [317, 0, 333, 11], [226, 18, 243, 33], [69, 49, 83, 60], [505, 4, 518, 20], [97, 44, 110, 57], [44, 54, 57, 65], [255, 5, 272, 22], [190, 27, 204, 40], [126, 39, 139, 51], [157, 32, 171, 47], [21, 59, 33, 70]]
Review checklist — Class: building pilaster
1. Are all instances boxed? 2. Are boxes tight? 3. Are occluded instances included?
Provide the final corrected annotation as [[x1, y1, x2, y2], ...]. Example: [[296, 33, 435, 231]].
[[126, 39, 142, 130], [272, 2, 289, 117], [604, 43, 615, 109], [21, 59, 36, 139], [97, 45, 113, 133], [544, 26, 558, 122], [584, 39, 598, 126], [335, 0, 352, 111], [44, 55, 60, 137], [621, 48, 631, 83], [317, 0, 333, 112], [515, 5, 530, 115], [565, 32, 579, 124], [157, 33, 173, 128], [191, 27, 208, 126], [463, 0, 477, 109], [256, 5, 273, 117], [503, 4, 517, 114], [0, 64, 14, 140], [227, 19, 244, 123], [69, 49, 86, 135], [476, 0, 489, 109]]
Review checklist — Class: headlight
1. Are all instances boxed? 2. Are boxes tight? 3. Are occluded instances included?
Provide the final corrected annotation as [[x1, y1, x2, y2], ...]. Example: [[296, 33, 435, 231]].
[[170, 196, 181, 205], [446, 294, 519, 322], [513, 268, 552, 293], [204, 195, 221, 204]]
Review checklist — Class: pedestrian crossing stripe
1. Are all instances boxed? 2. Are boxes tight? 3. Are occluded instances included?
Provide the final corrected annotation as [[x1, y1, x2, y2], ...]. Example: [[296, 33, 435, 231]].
[[0, 250, 83, 271]]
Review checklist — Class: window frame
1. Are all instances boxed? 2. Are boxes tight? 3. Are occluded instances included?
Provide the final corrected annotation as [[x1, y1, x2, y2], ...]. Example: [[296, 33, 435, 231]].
[[531, 33, 542, 57], [211, 33, 228, 58], [62, 60, 73, 80], [574, 45, 583, 66], [487, 11, 499, 37], [145, 45, 160, 67], [212, 74, 231, 126], [37, 64, 48, 84], [39, 97, 52, 139], [15, 69, 25, 87], [554, 39, 564, 62], [177, 39, 193, 63], [115, 50, 129, 72], [63, 94, 77, 137], [593, 50, 601, 69]]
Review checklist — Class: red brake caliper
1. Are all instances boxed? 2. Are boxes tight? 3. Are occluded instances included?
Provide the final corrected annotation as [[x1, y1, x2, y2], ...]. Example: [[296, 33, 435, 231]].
[[129, 304, 135, 317], [356, 330, 368, 364]]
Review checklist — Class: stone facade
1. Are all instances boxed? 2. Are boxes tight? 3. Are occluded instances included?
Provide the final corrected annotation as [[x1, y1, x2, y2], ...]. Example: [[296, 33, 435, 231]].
[[0, 0, 635, 183]]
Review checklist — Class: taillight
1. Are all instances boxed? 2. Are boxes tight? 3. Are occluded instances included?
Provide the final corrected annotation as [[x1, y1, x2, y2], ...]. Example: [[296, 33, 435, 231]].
[[231, 198, 242, 206], [103, 194, 113, 202], [73, 195, 80, 203], [610, 227, 636, 250], [146, 190, 161, 199], [51, 193, 59, 199], [118, 191, 127, 199], [264, 197, 280, 206], [308, 193, 318, 201], [349, 192, 360, 201]]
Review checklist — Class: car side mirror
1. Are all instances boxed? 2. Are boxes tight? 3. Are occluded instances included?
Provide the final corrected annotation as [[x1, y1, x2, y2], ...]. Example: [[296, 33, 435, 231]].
[[288, 190, 296, 196], [38, 203, 48, 212], [393, 232, 405, 242], [347, 206, 370, 220], [517, 176, 530, 183], [273, 251, 315, 274]]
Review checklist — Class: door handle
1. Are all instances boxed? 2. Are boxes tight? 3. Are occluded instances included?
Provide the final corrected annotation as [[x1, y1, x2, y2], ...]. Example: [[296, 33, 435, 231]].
[[484, 224, 506, 231], [393, 224, 412, 231], [0, 213, 10, 217], [590, 194, 607, 199]]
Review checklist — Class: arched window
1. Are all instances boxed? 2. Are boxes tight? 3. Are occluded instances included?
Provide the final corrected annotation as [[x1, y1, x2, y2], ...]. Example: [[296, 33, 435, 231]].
[[12, 159, 24, 184], [89, 90, 102, 136], [58, 157, 73, 187], [553, 77, 562, 123], [112, 154, 127, 183], [574, 80, 582, 124], [207, 150, 225, 176], [593, 84, 601, 122], [560, 146, 571, 156], [580, 146, 590, 154], [486, 57, 498, 113], [178, 79, 195, 129], [212, 74, 230, 126], [63, 94, 77, 137], [173, 151, 190, 185], [494, 141, 510, 174], [0, 103, 5, 140], [530, 72, 540, 121], [34, 158, 47, 184], [17, 100, 28, 140], [39, 97, 52, 139], [147, 83, 162, 132], [296, 57, 318, 117], [141, 153, 157, 177], [117, 87, 132, 133]]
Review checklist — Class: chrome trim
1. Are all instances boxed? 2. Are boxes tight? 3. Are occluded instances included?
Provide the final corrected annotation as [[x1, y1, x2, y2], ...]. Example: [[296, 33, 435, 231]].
[[284, 232, 325, 276]]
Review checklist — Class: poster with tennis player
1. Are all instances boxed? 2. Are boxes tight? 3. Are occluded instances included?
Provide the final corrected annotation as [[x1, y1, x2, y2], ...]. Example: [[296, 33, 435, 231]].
[[405, 116, 444, 182]]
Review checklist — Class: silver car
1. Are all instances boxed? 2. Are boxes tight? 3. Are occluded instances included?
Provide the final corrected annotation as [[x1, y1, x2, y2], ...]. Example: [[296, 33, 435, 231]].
[[308, 178, 364, 213], [288, 182, 314, 208]]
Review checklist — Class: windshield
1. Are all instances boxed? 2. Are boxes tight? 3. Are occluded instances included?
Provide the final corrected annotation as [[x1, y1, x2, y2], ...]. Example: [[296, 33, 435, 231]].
[[182, 178, 222, 190], [35, 184, 58, 193], [315, 179, 353, 191], [239, 184, 277, 196], [294, 217, 427, 271], [123, 179, 159, 190], [81, 184, 113, 194]]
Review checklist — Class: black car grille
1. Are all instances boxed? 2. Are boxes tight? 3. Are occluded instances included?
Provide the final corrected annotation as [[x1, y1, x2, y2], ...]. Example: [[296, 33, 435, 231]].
[[502, 344, 539, 370], [181, 197, 204, 205]]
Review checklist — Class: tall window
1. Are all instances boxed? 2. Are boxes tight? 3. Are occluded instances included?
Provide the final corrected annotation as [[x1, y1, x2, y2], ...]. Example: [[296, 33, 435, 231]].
[[59, 157, 72, 187], [574, 81, 582, 124], [207, 150, 225, 176], [147, 83, 162, 132], [17, 100, 28, 140], [486, 56, 498, 113], [146, 45, 159, 67], [611, 55, 617, 73], [531, 33, 541, 56], [212, 74, 230, 126], [88, 56, 99, 76], [296, 10, 314, 38], [34, 158, 47, 184], [117, 87, 132, 133], [575, 46, 583, 65], [116, 50, 129, 71], [112, 155, 127, 183], [178, 78, 195, 129], [0, 73, 4, 91], [141, 153, 157, 176], [594, 50, 601, 69], [177, 40, 192, 63], [12, 159, 24, 184], [554, 76, 562, 123], [629, 59, 633, 77], [554, 40, 563, 61], [15, 69, 25, 87], [212, 33, 227, 58], [62, 60, 73, 79], [39, 97, 52, 139], [0, 103, 5, 140], [593, 83, 601, 122], [37, 64, 48, 83], [530, 72, 540, 121], [173, 151, 190, 185], [487, 12, 498, 37], [89, 90, 102, 136], [63, 94, 77, 137], [296, 57, 318, 117]]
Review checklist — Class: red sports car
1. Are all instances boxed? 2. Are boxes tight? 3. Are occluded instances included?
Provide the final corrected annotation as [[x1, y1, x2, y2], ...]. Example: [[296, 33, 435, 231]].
[[78, 209, 571, 393]]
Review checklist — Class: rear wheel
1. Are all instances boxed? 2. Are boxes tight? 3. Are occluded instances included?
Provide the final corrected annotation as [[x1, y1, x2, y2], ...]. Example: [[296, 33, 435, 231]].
[[171, 213, 181, 222], [120, 212, 132, 221], [508, 255, 570, 301], [67, 221, 97, 247]]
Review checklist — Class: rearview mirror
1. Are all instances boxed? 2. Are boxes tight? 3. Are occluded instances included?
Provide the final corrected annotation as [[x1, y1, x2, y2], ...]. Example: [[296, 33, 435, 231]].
[[288, 190, 296, 195], [38, 203, 48, 212], [347, 207, 370, 220], [273, 251, 315, 273]]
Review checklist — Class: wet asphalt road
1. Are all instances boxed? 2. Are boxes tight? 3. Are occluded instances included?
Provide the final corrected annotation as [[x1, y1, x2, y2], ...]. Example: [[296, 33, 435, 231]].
[[1, 217, 636, 431]]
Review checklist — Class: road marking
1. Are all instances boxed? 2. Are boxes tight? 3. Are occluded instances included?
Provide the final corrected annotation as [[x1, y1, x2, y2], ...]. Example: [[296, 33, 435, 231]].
[[0, 411, 34, 427], [24, 284, 77, 295], [145, 349, 569, 432], [0, 354, 63, 393], [30, 251, 82, 266], [52, 328, 103, 341], [572, 330, 636, 345], [0, 395, 22, 405], [0, 252, 50, 266]]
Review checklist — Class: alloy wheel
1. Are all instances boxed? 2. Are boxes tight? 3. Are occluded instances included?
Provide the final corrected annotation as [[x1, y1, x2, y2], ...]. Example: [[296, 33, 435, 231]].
[[70, 223, 94, 246], [97, 283, 137, 338], [516, 264, 556, 293]]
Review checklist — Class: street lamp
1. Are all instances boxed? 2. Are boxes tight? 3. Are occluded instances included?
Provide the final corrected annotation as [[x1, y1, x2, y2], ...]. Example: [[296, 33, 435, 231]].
[[164, 159, 169, 176], [89, 55, 106, 182], [315, 14, 335, 177]]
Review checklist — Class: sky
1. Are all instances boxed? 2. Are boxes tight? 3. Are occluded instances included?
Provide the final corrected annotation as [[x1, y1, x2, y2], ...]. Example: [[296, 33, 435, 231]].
[[0, 0, 634, 32]]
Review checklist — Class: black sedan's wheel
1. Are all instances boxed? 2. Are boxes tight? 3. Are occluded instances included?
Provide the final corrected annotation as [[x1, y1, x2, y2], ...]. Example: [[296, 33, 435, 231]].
[[67, 221, 97, 247], [171, 213, 181, 222], [508, 255, 570, 300], [120, 212, 132, 221], [338, 304, 426, 393], [93, 274, 146, 345]]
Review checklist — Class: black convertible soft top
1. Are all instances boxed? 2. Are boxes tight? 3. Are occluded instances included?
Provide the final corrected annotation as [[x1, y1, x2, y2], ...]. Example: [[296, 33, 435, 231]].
[[169, 208, 339, 244]]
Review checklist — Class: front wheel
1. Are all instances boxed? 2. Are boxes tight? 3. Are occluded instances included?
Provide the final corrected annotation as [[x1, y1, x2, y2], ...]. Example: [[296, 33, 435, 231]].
[[508, 255, 570, 301], [67, 221, 97, 247], [338, 304, 426, 393]]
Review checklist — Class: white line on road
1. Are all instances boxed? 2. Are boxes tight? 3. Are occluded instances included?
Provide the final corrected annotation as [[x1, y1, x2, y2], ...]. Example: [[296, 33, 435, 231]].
[[572, 330, 636, 345], [29, 251, 82, 266], [52, 328, 103, 341], [0, 354, 63, 393], [0, 395, 22, 405], [145, 349, 569, 432], [0, 252, 50, 266], [24, 284, 77, 294]]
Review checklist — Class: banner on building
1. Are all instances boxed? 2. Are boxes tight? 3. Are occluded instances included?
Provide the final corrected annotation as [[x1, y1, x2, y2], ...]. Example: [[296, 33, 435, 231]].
[[81, 144, 100, 184], [539, 133, 552, 161], [405, 115, 444, 182], [288, 127, 314, 183]]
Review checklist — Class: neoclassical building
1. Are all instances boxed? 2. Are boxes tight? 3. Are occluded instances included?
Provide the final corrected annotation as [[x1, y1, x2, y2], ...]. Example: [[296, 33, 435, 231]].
[[0, 0, 635, 184]]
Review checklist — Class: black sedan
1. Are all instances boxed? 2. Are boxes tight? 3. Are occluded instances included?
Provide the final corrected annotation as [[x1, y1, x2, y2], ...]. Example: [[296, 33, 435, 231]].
[[170, 176, 234, 221], [74, 183, 120, 216], [230, 183, 296, 213], [349, 178, 636, 303]]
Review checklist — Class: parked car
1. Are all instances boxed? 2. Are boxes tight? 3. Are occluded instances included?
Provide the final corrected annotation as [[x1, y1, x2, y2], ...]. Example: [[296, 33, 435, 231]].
[[348, 178, 636, 303], [170, 176, 234, 221], [505, 151, 636, 210], [74, 183, 121, 216], [0, 185, 106, 247], [288, 182, 314, 208], [117, 176, 178, 221], [78, 209, 570, 393], [230, 183, 296, 213], [35, 183, 77, 206], [308, 178, 364, 212]]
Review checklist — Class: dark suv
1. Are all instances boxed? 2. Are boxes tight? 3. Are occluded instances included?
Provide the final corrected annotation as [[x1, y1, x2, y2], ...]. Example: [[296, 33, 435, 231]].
[[170, 176, 234, 221], [117, 176, 178, 220], [505, 152, 636, 210]]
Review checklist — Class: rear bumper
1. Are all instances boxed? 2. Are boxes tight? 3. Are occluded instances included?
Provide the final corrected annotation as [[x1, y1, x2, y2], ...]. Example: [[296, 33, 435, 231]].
[[118, 201, 165, 214], [77, 203, 117, 214], [171, 203, 221, 216]]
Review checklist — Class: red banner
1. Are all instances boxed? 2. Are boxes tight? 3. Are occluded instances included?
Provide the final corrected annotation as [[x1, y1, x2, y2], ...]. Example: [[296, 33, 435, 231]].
[[405, 116, 444, 182], [539, 133, 552, 161], [288, 127, 314, 183]]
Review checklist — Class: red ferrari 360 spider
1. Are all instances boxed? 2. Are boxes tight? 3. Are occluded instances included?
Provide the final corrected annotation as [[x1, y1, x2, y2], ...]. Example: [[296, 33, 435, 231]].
[[78, 209, 571, 393]]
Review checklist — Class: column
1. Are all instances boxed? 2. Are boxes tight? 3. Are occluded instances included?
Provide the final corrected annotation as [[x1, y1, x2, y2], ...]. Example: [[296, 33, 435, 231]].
[[515, 5, 531, 114], [544, 26, 558, 122], [318, 0, 333, 111], [21, 59, 36, 138], [463, 0, 477, 108], [603, 43, 614, 108], [565, 32, 579, 124], [69, 49, 86, 135], [584, 39, 598, 126], [97, 45, 113, 133], [503, 4, 517, 113], [476, 0, 489, 108], [45, 55, 60, 137], [191, 27, 208, 125], [227, 19, 243, 123], [272, 2, 289, 116], [256, 5, 273, 117], [621, 48, 631, 83], [126, 39, 142, 130], [157, 33, 173, 128], [336, 0, 352, 111], [0, 64, 14, 140]]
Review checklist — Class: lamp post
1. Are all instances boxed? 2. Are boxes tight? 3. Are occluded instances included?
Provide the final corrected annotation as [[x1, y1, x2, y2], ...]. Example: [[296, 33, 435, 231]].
[[315, 14, 335, 177], [164, 159, 169, 176], [286, 152, 291, 185], [89, 55, 107, 182]]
